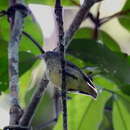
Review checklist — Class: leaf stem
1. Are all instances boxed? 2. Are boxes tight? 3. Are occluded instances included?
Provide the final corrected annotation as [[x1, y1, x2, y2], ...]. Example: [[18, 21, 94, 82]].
[[22, 31, 45, 54]]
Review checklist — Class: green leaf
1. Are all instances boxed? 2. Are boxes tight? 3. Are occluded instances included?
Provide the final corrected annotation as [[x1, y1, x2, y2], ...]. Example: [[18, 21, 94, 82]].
[[0, 39, 8, 92], [0, 50, 37, 93], [19, 59, 41, 106], [99, 31, 121, 52], [55, 91, 112, 130], [0, 0, 81, 9], [119, 84, 130, 96], [73, 27, 93, 39], [99, 110, 113, 130], [20, 16, 43, 55], [0, 16, 43, 55], [19, 68, 33, 106], [0, 15, 43, 93], [0, 0, 76, 8], [74, 27, 121, 52], [0, 1, 8, 9], [99, 97, 114, 130], [27, 0, 80, 6], [118, 0, 130, 31], [67, 39, 130, 87], [19, 51, 37, 75], [68, 94, 92, 130], [66, 54, 87, 68], [78, 91, 111, 130], [93, 75, 118, 91], [113, 96, 130, 130], [0, 17, 10, 41]]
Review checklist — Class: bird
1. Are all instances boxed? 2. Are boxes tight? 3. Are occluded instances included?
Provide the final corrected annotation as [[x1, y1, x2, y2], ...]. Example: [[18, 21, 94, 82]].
[[22, 31, 97, 98], [40, 51, 97, 99], [24, 51, 97, 130]]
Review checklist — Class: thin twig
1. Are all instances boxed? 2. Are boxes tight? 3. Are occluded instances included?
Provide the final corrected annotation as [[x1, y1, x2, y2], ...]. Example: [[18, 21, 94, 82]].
[[92, 2, 101, 40], [92, 15, 100, 40], [22, 31, 45, 54], [8, 0, 25, 125], [100, 9, 130, 25], [64, 0, 102, 51], [19, 78, 49, 126], [86, 12, 96, 23], [55, 0, 68, 130]]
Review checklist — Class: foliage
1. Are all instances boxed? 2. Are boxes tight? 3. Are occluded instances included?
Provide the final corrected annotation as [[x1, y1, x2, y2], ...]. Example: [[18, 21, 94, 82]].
[[0, 0, 130, 130]]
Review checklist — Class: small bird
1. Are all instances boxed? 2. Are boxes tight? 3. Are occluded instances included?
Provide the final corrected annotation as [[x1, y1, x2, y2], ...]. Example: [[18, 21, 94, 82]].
[[40, 51, 97, 98], [22, 31, 97, 98], [24, 51, 97, 130]]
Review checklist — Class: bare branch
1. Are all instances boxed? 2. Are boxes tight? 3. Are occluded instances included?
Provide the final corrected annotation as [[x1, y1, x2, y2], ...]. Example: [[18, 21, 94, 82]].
[[55, 0, 68, 130], [8, 0, 25, 125], [92, 2, 101, 40], [64, 0, 102, 50], [100, 9, 130, 25], [19, 78, 49, 126]]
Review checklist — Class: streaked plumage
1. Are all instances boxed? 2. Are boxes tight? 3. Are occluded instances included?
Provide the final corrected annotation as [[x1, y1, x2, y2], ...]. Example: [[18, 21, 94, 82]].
[[40, 51, 97, 98]]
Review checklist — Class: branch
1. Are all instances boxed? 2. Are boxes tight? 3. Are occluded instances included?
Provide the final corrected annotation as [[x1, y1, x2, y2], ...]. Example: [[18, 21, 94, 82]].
[[22, 31, 45, 54], [55, 0, 68, 130], [8, 0, 25, 125], [64, 0, 102, 50], [19, 78, 49, 126], [92, 3, 101, 40], [100, 9, 130, 25]]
